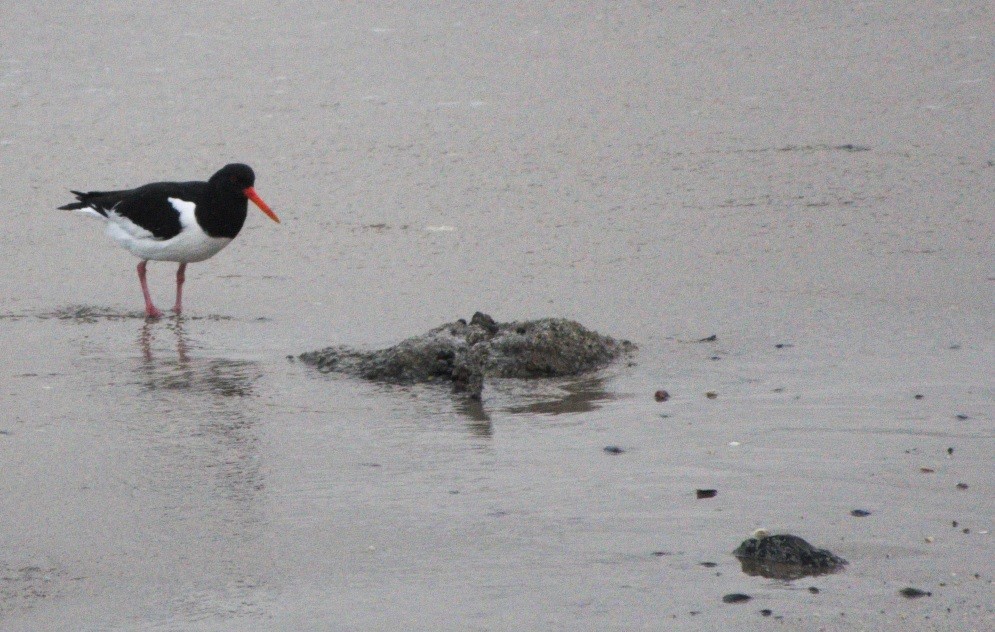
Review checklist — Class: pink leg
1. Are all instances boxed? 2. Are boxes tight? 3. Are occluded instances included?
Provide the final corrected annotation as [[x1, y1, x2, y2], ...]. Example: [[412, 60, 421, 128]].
[[137, 260, 163, 319], [173, 263, 186, 314]]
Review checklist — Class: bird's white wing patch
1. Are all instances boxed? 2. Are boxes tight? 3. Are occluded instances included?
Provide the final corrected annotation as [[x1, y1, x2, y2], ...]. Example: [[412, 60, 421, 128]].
[[105, 203, 154, 240], [168, 198, 198, 228]]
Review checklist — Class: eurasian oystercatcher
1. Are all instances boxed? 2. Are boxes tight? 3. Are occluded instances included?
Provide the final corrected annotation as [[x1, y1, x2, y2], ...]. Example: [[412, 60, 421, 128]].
[[60, 163, 280, 318]]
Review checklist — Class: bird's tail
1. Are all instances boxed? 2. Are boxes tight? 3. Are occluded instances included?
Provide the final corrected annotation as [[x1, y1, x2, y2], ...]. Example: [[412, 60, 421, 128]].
[[59, 190, 107, 214]]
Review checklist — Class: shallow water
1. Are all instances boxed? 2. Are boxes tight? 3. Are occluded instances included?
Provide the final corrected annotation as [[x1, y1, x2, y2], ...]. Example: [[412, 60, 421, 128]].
[[2, 2, 993, 630]]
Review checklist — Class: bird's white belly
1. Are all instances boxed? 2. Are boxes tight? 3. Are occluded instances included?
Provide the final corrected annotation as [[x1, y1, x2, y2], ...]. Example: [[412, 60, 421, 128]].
[[101, 197, 233, 263], [107, 223, 233, 262]]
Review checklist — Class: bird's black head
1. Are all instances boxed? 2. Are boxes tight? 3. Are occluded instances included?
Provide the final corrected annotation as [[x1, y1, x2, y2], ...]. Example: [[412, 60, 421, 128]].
[[211, 163, 256, 192], [208, 163, 280, 224]]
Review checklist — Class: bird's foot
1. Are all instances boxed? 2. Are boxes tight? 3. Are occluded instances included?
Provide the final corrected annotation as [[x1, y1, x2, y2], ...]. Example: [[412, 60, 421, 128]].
[[145, 306, 164, 319]]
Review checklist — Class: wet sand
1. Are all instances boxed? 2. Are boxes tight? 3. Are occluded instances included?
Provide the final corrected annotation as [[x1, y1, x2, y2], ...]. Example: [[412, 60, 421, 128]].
[[1, 2, 992, 630]]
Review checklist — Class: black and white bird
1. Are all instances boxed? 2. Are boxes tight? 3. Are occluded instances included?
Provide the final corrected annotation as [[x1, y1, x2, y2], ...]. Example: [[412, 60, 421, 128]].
[[60, 163, 280, 318]]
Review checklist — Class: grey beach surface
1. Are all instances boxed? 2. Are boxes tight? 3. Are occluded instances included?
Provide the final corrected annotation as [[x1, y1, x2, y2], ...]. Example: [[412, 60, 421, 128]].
[[0, 2, 992, 630]]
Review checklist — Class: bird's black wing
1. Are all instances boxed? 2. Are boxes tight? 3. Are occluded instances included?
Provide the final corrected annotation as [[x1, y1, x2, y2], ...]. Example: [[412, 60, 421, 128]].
[[60, 181, 206, 240]]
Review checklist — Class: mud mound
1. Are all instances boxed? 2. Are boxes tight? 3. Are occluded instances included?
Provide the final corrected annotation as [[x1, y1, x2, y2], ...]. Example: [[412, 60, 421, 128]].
[[733, 531, 847, 580], [299, 312, 634, 399]]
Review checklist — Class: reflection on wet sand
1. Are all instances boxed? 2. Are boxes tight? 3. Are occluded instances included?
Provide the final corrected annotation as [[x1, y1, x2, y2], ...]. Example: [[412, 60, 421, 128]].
[[454, 397, 492, 437], [128, 317, 267, 595], [137, 319, 258, 397], [504, 376, 616, 416], [736, 558, 847, 582]]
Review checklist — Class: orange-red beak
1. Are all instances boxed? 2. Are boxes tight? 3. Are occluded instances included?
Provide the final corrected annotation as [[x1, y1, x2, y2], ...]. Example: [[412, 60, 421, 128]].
[[243, 186, 280, 223]]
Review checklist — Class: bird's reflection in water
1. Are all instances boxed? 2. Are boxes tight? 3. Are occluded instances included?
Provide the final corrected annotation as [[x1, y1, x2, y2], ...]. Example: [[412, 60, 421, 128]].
[[504, 376, 615, 416], [137, 318, 259, 397], [132, 317, 264, 530]]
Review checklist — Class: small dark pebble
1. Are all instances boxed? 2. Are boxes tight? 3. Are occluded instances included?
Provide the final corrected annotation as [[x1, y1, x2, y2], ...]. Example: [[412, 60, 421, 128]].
[[710, 355, 721, 360], [952, 521, 958, 527], [603, 446, 625, 455], [808, 586, 820, 594], [698, 334, 717, 342], [963, 528, 970, 534], [723, 593, 752, 604], [955, 414, 969, 420], [914, 394, 924, 399], [850, 509, 871, 517], [760, 609, 773, 617], [705, 391, 718, 399], [948, 344, 960, 350], [654, 389, 670, 402], [899, 587, 931, 599], [774, 343, 793, 349], [700, 562, 718, 568], [696, 489, 718, 499], [652, 551, 671, 557], [956, 482, 969, 490], [947, 447, 954, 455]]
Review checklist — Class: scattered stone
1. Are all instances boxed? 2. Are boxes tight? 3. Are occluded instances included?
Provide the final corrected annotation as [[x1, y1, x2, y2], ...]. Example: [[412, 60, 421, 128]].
[[700, 562, 718, 568], [774, 343, 793, 349], [760, 609, 773, 616], [603, 446, 625, 455], [299, 312, 634, 400], [808, 586, 820, 594], [697, 334, 717, 342], [924, 536, 935, 543], [654, 389, 670, 402], [705, 391, 718, 399], [956, 483, 969, 490], [651, 551, 672, 557], [733, 532, 847, 580], [920, 467, 935, 473], [947, 447, 953, 455], [696, 489, 718, 499], [914, 394, 924, 400], [955, 414, 969, 420], [850, 509, 871, 517], [722, 593, 751, 604], [899, 587, 931, 599]]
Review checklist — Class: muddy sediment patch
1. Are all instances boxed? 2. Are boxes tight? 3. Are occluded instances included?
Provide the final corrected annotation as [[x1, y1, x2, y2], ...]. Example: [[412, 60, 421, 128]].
[[299, 312, 635, 399]]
